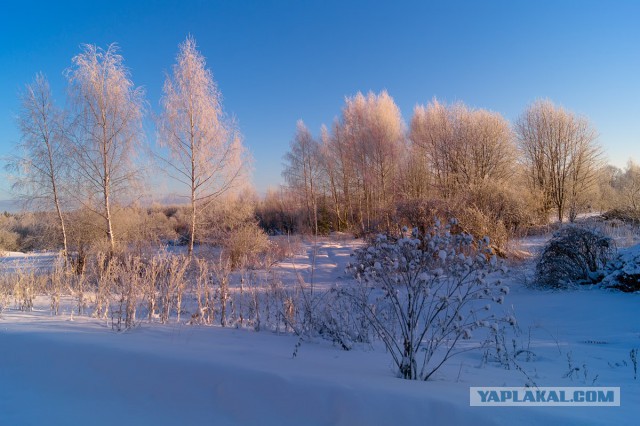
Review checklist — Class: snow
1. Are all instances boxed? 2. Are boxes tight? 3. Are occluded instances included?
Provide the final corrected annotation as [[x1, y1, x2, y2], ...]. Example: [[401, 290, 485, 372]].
[[606, 243, 640, 276], [0, 251, 58, 273], [0, 234, 639, 425], [0, 251, 28, 257]]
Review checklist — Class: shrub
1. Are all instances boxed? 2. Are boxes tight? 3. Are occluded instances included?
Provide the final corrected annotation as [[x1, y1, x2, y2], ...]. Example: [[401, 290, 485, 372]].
[[394, 199, 454, 235], [394, 198, 512, 256], [601, 244, 640, 292], [461, 205, 509, 257], [223, 223, 270, 268], [535, 226, 615, 288], [0, 227, 19, 253], [347, 220, 511, 380], [602, 208, 640, 226], [464, 183, 536, 236]]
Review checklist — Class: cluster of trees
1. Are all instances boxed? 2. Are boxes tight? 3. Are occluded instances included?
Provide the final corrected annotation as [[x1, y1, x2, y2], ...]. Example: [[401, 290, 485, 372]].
[[279, 91, 635, 247], [4, 39, 639, 258], [6, 37, 248, 257]]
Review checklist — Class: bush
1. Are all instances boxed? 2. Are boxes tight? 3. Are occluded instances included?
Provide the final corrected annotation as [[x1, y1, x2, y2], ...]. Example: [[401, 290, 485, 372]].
[[535, 226, 615, 288], [394, 197, 512, 256], [394, 199, 454, 235], [601, 244, 640, 292], [1, 212, 54, 252], [602, 208, 640, 226], [347, 220, 511, 380], [223, 223, 271, 268], [464, 183, 536, 236], [461, 205, 509, 257], [0, 227, 19, 252]]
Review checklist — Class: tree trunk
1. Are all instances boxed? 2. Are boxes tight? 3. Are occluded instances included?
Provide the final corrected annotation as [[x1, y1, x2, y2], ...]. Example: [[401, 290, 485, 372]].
[[189, 192, 196, 257], [47, 144, 68, 261], [53, 191, 68, 260], [104, 177, 115, 254]]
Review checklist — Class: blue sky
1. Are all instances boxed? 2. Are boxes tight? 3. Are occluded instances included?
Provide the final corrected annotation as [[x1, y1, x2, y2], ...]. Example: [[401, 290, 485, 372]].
[[1, 0, 639, 200]]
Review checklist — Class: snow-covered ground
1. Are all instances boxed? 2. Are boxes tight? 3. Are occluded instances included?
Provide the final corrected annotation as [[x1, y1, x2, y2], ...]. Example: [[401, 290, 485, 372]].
[[1, 235, 638, 425], [0, 251, 59, 273]]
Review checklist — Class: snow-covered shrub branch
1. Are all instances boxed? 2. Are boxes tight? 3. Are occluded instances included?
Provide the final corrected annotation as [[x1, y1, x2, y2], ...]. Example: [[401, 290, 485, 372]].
[[346, 220, 512, 380]]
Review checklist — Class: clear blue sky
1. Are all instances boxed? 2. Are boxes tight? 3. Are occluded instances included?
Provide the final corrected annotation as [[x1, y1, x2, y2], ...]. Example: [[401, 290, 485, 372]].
[[1, 0, 639, 201]]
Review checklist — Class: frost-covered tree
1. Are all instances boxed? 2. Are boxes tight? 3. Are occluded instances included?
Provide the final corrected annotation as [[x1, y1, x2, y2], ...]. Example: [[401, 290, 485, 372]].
[[282, 120, 322, 234], [409, 100, 516, 198], [322, 91, 404, 232], [618, 160, 640, 210], [66, 44, 145, 253], [9, 73, 69, 257], [515, 100, 601, 222], [347, 221, 512, 380], [158, 36, 248, 256], [409, 100, 457, 198]]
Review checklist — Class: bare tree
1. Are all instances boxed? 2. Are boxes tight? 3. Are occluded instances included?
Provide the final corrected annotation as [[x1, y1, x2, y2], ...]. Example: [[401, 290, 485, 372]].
[[65, 44, 144, 253], [322, 120, 356, 231], [283, 120, 322, 234], [461, 109, 516, 187], [409, 100, 516, 198], [592, 164, 623, 212], [322, 91, 404, 232], [9, 73, 69, 257], [158, 36, 247, 256], [515, 100, 601, 222], [409, 100, 456, 198], [618, 160, 640, 210], [398, 140, 430, 200]]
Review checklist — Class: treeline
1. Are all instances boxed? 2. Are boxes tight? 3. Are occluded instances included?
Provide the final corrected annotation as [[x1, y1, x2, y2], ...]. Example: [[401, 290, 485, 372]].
[[272, 92, 639, 252], [4, 35, 640, 258]]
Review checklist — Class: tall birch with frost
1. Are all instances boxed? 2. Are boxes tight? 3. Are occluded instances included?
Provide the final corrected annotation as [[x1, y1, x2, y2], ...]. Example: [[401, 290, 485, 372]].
[[10, 73, 69, 257], [159, 36, 247, 256], [66, 44, 144, 253]]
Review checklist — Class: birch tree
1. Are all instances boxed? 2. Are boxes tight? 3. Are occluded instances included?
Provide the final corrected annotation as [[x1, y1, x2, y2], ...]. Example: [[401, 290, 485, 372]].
[[282, 120, 322, 234], [158, 36, 247, 256], [333, 91, 404, 231], [10, 73, 69, 257], [66, 44, 144, 253], [409, 100, 456, 198]]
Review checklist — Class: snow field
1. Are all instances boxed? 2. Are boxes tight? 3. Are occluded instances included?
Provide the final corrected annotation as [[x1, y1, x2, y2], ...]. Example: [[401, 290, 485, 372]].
[[0, 235, 638, 425]]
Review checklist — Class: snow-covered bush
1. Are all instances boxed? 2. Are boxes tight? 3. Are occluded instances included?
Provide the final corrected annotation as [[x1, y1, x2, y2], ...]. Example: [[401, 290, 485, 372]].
[[535, 226, 615, 289], [347, 220, 511, 380], [602, 208, 640, 226], [394, 195, 524, 257], [314, 287, 371, 350], [601, 244, 640, 292]]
